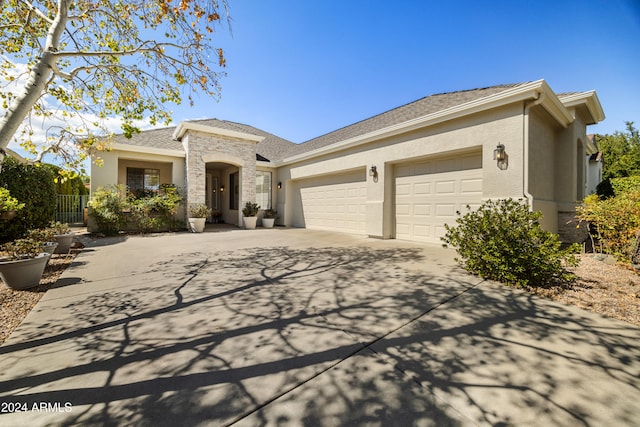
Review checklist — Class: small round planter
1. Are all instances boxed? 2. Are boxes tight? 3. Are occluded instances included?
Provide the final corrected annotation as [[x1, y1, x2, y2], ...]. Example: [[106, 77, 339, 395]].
[[42, 242, 59, 264], [188, 217, 206, 233], [0, 253, 51, 290], [243, 216, 258, 230], [54, 233, 74, 254], [262, 218, 275, 228]]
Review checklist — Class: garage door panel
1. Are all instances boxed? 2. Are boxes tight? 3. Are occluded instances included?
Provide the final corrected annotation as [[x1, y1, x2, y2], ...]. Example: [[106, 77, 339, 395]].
[[435, 203, 456, 217], [435, 180, 456, 194], [395, 153, 482, 244], [297, 170, 367, 234], [461, 178, 482, 193], [396, 183, 410, 195], [414, 182, 432, 195], [396, 203, 410, 215], [413, 204, 431, 216]]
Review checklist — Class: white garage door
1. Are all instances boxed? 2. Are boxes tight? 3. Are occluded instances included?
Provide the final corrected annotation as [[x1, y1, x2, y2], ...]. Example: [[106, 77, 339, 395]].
[[395, 152, 483, 243], [295, 169, 367, 234]]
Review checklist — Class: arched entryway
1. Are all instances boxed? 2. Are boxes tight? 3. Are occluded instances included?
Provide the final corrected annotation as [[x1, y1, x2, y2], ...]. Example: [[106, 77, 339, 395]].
[[202, 153, 246, 227]]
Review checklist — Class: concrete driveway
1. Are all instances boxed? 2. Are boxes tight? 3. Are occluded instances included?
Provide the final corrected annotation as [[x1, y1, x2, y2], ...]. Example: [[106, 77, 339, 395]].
[[1, 228, 639, 426]]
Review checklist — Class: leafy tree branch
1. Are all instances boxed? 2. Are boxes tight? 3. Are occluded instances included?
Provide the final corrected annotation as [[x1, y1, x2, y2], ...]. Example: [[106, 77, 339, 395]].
[[0, 0, 229, 175]]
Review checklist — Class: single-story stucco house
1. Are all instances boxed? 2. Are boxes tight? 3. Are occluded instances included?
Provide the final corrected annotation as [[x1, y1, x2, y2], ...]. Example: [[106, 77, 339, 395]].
[[90, 79, 605, 244]]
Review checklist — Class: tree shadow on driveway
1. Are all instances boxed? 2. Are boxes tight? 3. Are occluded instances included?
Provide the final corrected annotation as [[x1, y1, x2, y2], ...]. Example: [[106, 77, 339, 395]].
[[0, 244, 639, 426]]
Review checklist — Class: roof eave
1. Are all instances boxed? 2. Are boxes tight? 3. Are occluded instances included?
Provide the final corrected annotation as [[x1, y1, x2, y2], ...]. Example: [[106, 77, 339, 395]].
[[279, 80, 572, 166], [558, 91, 606, 125], [110, 142, 186, 157], [173, 121, 265, 143]]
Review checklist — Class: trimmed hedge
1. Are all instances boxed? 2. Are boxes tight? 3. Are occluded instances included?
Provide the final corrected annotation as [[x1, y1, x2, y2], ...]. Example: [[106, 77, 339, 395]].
[[0, 157, 57, 243]]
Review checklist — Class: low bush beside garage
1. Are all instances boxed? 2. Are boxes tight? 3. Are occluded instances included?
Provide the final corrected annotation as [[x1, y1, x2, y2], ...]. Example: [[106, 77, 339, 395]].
[[441, 198, 580, 287]]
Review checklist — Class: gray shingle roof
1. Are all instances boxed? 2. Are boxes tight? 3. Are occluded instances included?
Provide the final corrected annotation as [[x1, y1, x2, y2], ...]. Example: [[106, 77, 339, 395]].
[[111, 118, 297, 163], [111, 83, 528, 162], [282, 83, 525, 158], [112, 126, 184, 151]]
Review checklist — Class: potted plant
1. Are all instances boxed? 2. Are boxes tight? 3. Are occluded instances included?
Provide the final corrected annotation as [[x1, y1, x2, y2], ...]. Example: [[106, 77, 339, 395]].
[[262, 209, 278, 228], [26, 228, 58, 257], [188, 203, 211, 233], [0, 187, 25, 220], [0, 238, 51, 290], [241, 202, 259, 229], [49, 222, 74, 254]]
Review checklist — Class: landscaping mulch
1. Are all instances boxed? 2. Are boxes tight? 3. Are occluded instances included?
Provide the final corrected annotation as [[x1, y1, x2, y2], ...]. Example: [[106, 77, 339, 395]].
[[527, 253, 640, 326], [1, 248, 639, 345]]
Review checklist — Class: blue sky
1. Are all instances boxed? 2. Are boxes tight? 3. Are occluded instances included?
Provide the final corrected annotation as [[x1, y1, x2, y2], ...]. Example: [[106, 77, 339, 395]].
[[174, 0, 640, 143]]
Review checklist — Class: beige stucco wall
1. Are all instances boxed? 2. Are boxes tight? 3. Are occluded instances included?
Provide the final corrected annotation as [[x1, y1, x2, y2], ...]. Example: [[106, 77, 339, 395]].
[[279, 104, 527, 238], [117, 159, 174, 188], [90, 150, 185, 194], [526, 104, 591, 240]]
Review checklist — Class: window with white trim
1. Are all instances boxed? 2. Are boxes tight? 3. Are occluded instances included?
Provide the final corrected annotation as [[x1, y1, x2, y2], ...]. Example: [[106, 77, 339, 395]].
[[256, 171, 272, 210], [127, 168, 160, 196]]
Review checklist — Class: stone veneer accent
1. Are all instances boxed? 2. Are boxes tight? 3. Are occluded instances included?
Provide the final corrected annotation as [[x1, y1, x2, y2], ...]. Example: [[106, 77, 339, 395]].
[[182, 130, 257, 217]]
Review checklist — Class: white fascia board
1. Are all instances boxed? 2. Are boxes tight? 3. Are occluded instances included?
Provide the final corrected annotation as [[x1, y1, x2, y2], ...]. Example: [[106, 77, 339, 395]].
[[585, 138, 598, 155], [111, 142, 185, 158], [256, 160, 276, 169], [173, 122, 265, 143], [537, 80, 575, 127], [278, 80, 572, 166], [558, 91, 606, 125]]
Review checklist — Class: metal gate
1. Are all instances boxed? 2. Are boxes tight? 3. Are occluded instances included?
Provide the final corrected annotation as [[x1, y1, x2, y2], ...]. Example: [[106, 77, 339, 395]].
[[56, 195, 89, 225]]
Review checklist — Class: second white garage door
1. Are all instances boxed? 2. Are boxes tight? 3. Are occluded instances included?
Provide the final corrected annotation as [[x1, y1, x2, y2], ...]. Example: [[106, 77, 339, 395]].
[[395, 152, 483, 244], [295, 169, 367, 234]]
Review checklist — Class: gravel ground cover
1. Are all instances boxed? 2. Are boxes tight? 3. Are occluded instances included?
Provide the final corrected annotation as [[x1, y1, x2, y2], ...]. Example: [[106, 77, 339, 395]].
[[0, 251, 80, 344], [1, 245, 638, 345], [528, 253, 640, 326]]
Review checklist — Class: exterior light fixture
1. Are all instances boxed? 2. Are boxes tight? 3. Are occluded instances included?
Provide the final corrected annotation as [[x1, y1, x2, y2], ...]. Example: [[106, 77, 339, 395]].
[[493, 144, 508, 170], [220, 185, 225, 192], [369, 165, 377, 177], [277, 182, 282, 189]]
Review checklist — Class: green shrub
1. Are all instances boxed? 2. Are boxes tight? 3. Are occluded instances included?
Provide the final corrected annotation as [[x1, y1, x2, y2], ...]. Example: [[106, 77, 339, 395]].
[[1, 237, 44, 259], [89, 184, 183, 234], [42, 164, 89, 195], [88, 185, 128, 235], [127, 185, 183, 232], [189, 203, 211, 218], [25, 227, 56, 244], [442, 198, 579, 288], [242, 202, 260, 217], [576, 190, 640, 262], [0, 187, 25, 213], [0, 157, 57, 243], [597, 176, 640, 199], [611, 176, 640, 196]]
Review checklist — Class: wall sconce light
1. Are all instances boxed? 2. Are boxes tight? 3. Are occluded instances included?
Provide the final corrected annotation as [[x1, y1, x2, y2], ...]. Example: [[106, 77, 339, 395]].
[[493, 143, 508, 170], [277, 182, 282, 190], [220, 185, 225, 192], [369, 165, 378, 178]]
